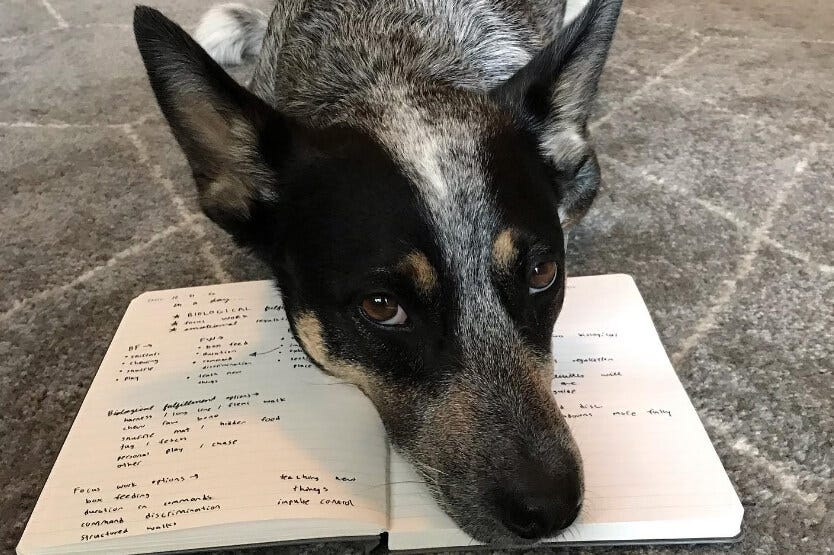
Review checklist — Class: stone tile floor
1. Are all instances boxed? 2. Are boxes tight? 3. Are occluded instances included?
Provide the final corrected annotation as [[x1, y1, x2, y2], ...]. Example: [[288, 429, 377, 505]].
[[1, 1, 831, 554]]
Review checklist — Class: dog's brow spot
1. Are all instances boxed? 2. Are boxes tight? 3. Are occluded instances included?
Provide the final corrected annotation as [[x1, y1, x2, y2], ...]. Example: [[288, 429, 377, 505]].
[[398, 251, 439, 295], [492, 228, 518, 273]]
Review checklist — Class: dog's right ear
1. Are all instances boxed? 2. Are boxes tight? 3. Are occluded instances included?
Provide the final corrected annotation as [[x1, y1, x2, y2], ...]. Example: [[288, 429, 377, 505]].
[[490, 0, 622, 229], [133, 6, 293, 244]]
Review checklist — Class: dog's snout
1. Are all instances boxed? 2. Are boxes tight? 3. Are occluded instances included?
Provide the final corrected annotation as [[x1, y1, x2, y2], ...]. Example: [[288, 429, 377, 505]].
[[494, 458, 582, 540]]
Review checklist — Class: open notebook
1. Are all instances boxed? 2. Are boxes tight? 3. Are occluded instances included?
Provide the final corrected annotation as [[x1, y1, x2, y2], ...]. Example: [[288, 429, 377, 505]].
[[17, 275, 743, 554]]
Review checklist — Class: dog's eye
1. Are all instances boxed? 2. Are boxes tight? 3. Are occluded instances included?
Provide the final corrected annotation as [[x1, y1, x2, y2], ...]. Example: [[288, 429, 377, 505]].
[[529, 261, 558, 293], [360, 295, 408, 325]]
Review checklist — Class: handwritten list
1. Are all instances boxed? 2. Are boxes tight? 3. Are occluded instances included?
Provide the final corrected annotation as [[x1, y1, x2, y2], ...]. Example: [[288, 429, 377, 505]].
[[19, 281, 389, 554]]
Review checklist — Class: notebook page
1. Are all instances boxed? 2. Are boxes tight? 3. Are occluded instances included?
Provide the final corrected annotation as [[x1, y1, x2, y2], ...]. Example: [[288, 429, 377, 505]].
[[18, 281, 388, 555], [387, 274, 743, 550]]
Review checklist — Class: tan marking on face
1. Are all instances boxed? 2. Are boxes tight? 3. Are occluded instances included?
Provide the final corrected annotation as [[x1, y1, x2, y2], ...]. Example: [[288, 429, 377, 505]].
[[438, 383, 477, 440], [411, 381, 478, 470], [510, 341, 559, 407], [542, 349, 583, 463], [293, 311, 377, 395], [492, 228, 518, 274], [526, 348, 556, 383], [398, 250, 439, 295]]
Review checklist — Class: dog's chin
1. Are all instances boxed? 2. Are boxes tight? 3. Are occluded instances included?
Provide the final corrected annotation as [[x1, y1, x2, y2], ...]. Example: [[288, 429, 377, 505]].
[[464, 524, 538, 546], [423, 480, 538, 546], [440, 500, 538, 546]]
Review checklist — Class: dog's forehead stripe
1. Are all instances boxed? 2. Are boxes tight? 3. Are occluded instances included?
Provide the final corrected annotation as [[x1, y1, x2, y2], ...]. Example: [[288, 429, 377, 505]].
[[371, 91, 480, 205], [376, 99, 450, 200]]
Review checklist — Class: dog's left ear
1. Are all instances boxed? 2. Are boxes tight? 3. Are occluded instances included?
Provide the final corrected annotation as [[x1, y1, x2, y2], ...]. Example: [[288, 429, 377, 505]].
[[491, 0, 622, 228], [133, 6, 301, 246]]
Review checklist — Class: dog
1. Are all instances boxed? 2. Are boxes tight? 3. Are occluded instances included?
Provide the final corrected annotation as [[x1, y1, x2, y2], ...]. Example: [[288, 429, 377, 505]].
[[133, 0, 621, 544]]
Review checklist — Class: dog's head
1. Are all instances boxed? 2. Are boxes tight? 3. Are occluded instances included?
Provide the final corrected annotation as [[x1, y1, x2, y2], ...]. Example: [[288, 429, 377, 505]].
[[134, 0, 620, 543]]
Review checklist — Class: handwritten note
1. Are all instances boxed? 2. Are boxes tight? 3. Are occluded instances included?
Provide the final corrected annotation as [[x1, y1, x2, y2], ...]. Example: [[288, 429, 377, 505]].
[[19, 281, 388, 554], [387, 274, 743, 550]]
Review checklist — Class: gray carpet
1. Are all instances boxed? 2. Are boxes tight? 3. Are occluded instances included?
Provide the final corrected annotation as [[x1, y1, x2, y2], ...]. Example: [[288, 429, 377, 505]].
[[1, 0, 832, 553]]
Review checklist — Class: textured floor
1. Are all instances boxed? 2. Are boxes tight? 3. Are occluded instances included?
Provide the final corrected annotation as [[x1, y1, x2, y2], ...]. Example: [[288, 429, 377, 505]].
[[1, 0, 832, 554]]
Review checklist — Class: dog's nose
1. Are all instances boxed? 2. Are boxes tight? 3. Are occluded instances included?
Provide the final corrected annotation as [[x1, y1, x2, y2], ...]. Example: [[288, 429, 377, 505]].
[[494, 460, 582, 540]]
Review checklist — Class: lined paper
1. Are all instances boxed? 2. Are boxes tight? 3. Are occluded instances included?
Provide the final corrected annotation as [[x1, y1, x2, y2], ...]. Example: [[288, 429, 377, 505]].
[[387, 274, 743, 550], [18, 281, 387, 555]]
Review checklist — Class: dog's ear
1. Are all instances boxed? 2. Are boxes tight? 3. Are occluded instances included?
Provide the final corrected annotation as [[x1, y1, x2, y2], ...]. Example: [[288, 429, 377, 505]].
[[133, 6, 294, 244], [491, 0, 622, 228]]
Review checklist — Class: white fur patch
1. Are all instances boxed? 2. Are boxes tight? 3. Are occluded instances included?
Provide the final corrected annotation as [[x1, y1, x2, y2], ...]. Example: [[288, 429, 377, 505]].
[[541, 126, 586, 168], [195, 3, 267, 66], [381, 101, 450, 201]]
